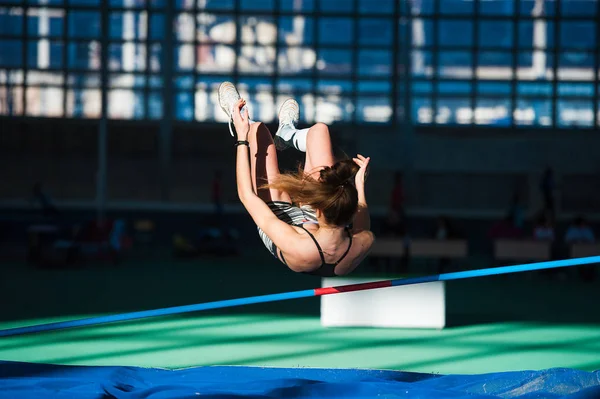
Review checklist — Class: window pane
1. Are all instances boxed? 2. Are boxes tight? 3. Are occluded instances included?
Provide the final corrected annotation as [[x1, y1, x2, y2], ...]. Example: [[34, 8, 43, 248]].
[[149, 43, 161, 72], [196, 44, 235, 73], [175, 91, 193, 120], [109, 0, 146, 7], [518, 20, 555, 49], [319, 18, 353, 45], [357, 96, 392, 123], [277, 78, 313, 93], [175, 43, 194, 71], [238, 79, 275, 122], [475, 98, 511, 126], [439, 51, 472, 79], [0, 7, 23, 35], [438, 20, 473, 47], [278, 17, 313, 45], [478, 82, 511, 95], [27, 40, 63, 69], [0, 86, 23, 116], [560, 22, 596, 50], [149, 75, 162, 88], [201, 0, 235, 10], [318, 49, 352, 75], [558, 82, 594, 97], [68, 42, 101, 70], [479, 21, 513, 48], [200, 14, 235, 44], [26, 86, 63, 117], [410, 1, 434, 15], [109, 43, 146, 72], [175, 13, 194, 42], [238, 45, 275, 74], [357, 80, 390, 93], [515, 98, 552, 126], [26, 71, 63, 85], [68, 11, 100, 38], [70, 0, 100, 5], [316, 95, 352, 123], [0, 70, 24, 84], [517, 81, 553, 97], [149, 13, 164, 39], [28, 8, 63, 38], [0, 40, 23, 67], [480, 1, 514, 15], [109, 12, 148, 40], [109, 89, 145, 119], [414, 97, 433, 123], [558, 52, 594, 81], [438, 81, 471, 96], [411, 19, 433, 47], [517, 52, 553, 80], [67, 73, 100, 87], [519, 1, 556, 16], [281, 0, 314, 12], [240, 16, 276, 44], [558, 100, 593, 127], [477, 51, 512, 80], [561, 0, 597, 15], [440, 0, 473, 15], [436, 98, 471, 124], [411, 50, 432, 77], [278, 47, 315, 75], [318, 79, 352, 94], [358, 50, 391, 77], [412, 80, 432, 95], [109, 73, 146, 88], [240, 0, 274, 11], [149, 91, 162, 119], [359, 19, 392, 45], [320, 0, 353, 13], [359, 0, 393, 13]]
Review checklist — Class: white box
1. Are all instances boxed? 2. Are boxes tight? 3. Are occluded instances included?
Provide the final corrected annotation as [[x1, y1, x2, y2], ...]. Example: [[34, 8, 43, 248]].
[[320, 277, 446, 329]]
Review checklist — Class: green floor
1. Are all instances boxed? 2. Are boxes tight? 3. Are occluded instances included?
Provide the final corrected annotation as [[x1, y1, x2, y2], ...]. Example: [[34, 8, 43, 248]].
[[1, 255, 599, 374]]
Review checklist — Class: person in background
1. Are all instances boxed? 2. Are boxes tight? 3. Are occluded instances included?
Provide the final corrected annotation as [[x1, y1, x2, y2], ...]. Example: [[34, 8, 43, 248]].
[[533, 212, 555, 242], [565, 216, 595, 244]]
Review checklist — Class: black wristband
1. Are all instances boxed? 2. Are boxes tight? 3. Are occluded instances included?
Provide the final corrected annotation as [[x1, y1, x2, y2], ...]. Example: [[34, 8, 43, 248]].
[[235, 140, 250, 147]]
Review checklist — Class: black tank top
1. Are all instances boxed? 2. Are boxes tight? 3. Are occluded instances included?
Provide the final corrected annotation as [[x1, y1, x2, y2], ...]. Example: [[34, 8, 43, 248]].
[[279, 226, 353, 277]]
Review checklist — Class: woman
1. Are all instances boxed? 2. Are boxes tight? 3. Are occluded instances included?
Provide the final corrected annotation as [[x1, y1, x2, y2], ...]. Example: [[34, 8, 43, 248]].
[[219, 82, 374, 277]]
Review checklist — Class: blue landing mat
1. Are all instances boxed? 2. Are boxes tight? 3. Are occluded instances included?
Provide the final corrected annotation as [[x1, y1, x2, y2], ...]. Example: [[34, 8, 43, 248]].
[[1, 361, 599, 399]]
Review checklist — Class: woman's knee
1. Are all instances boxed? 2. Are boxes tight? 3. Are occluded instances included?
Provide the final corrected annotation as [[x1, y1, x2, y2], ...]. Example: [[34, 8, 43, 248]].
[[310, 122, 329, 135]]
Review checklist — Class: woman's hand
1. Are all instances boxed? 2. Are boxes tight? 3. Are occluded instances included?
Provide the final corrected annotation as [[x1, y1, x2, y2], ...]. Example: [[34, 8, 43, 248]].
[[232, 99, 250, 141], [353, 154, 370, 191]]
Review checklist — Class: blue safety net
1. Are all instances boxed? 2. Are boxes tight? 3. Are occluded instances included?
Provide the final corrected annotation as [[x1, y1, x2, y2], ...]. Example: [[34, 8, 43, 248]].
[[1, 361, 599, 398]]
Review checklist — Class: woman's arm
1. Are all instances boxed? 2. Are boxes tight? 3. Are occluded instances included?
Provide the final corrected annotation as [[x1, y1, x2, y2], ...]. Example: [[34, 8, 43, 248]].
[[232, 100, 304, 260], [351, 155, 371, 234]]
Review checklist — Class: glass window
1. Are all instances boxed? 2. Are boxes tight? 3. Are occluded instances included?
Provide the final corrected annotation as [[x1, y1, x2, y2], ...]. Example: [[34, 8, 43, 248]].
[[475, 98, 511, 126], [440, 0, 473, 14], [68, 42, 101, 70], [479, 21, 513, 48], [0, 40, 23, 67], [27, 41, 63, 69], [515, 98, 552, 126], [558, 100, 594, 127], [238, 45, 275, 74], [438, 20, 473, 47], [277, 78, 313, 93], [109, 0, 146, 8], [561, 0, 597, 16], [26, 86, 63, 117], [320, 0, 353, 13], [109, 43, 146, 72], [560, 22, 596, 50], [359, 0, 393, 14], [438, 81, 471, 96], [438, 51, 472, 79], [478, 82, 512, 95], [359, 19, 392, 46], [67, 73, 100, 87], [149, 91, 162, 119], [480, 1, 514, 15], [175, 13, 195, 42], [358, 50, 391, 77], [316, 95, 352, 123], [0, 85, 23, 116], [109, 89, 145, 119], [414, 97, 433, 124], [196, 44, 236, 73], [175, 91, 193, 120], [109, 73, 146, 88], [198, 14, 235, 44], [319, 18, 353, 45], [357, 96, 392, 123], [278, 47, 315, 75], [518, 20, 555, 49], [558, 52, 594, 81], [239, 16, 276, 45], [410, 1, 434, 16], [202, 0, 235, 11], [68, 11, 100, 38], [109, 12, 148, 40], [412, 80, 432, 95], [357, 80, 390, 93], [278, 16, 314, 45], [149, 13, 165, 39], [517, 52, 554, 81], [558, 82, 594, 97], [436, 98, 471, 124], [411, 19, 433, 48], [240, 0, 274, 11], [281, 0, 314, 12], [318, 49, 352, 76], [27, 8, 64, 38], [519, 0, 556, 16], [69, 0, 100, 5], [411, 50, 432, 77], [0, 8, 23, 35]]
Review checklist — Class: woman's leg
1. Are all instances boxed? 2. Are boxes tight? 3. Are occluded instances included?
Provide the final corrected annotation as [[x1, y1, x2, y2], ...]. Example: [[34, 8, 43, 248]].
[[302, 123, 335, 178], [248, 121, 292, 203]]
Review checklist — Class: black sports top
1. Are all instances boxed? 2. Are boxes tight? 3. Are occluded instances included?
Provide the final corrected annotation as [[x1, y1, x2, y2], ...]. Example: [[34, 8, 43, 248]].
[[279, 226, 353, 277]]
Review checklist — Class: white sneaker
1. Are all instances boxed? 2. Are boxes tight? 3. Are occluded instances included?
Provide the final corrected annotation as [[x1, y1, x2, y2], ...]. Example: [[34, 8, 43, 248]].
[[275, 98, 300, 150], [218, 81, 241, 137]]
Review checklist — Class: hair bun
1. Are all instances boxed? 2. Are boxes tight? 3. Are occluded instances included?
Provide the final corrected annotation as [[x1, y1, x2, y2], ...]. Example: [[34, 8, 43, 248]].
[[319, 160, 359, 188]]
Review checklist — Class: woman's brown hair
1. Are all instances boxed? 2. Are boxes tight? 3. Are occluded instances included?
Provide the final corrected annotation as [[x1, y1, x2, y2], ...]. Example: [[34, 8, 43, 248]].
[[265, 160, 360, 226]]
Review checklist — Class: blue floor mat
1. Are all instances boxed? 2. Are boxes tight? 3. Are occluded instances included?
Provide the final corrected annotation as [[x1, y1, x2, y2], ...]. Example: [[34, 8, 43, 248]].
[[1, 361, 599, 398]]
